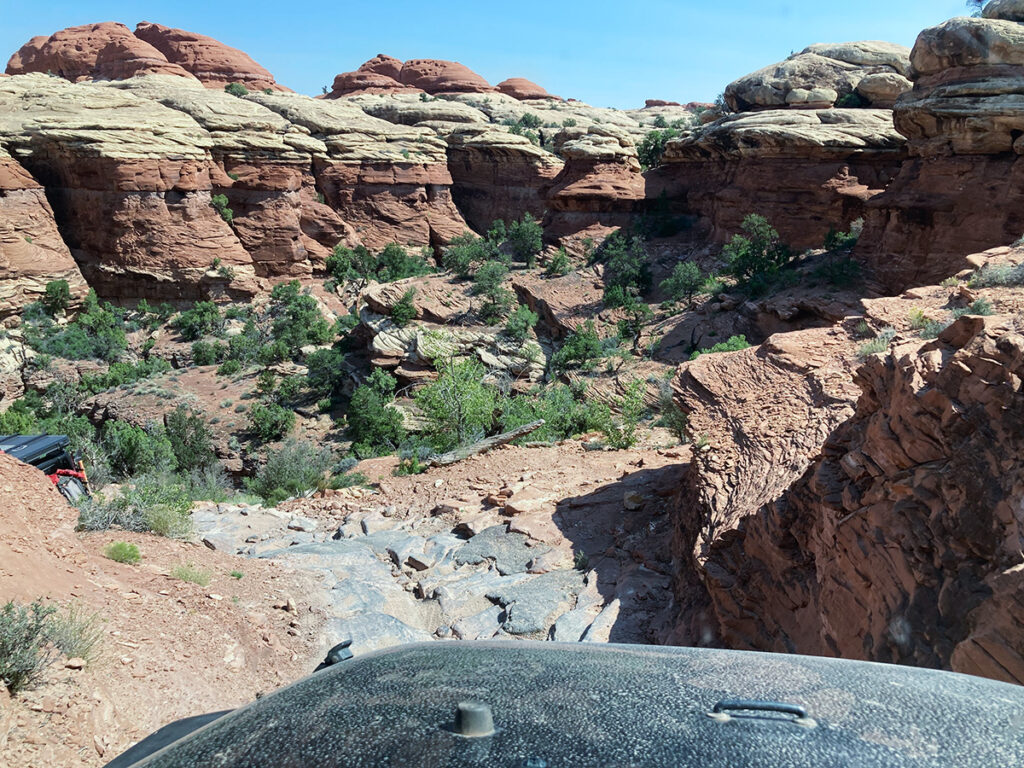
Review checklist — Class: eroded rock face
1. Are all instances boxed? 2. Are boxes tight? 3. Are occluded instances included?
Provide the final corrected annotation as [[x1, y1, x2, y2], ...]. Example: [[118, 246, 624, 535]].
[[5, 22, 197, 82], [0, 74, 257, 301], [496, 78, 559, 101], [724, 41, 911, 111], [134, 22, 290, 92], [648, 108, 906, 249], [0, 146, 88, 321], [857, 8, 1024, 290]]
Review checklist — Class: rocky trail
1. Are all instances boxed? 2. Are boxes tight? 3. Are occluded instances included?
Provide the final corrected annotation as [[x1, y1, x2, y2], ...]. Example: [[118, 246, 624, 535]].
[[197, 440, 687, 655]]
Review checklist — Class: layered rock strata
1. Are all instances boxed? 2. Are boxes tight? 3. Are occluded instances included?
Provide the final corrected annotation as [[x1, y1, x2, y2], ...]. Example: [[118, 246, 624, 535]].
[[857, 5, 1024, 290]]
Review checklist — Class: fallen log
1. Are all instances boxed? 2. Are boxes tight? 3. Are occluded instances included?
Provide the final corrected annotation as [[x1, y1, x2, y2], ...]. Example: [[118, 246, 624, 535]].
[[428, 420, 545, 467]]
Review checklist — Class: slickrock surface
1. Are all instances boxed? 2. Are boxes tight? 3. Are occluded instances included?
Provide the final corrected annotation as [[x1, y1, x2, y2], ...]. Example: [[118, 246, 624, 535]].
[[858, 5, 1024, 290], [133, 22, 290, 92], [650, 108, 906, 248], [0, 145, 88, 321], [724, 40, 911, 111]]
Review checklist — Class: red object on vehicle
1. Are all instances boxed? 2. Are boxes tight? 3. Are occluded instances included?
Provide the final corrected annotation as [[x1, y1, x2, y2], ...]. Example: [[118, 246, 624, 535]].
[[48, 468, 88, 485]]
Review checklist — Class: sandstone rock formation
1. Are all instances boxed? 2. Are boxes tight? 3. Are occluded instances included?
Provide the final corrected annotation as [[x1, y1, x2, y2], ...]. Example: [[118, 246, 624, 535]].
[[5, 22, 197, 82], [0, 145, 88, 321], [648, 108, 906, 249], [857, 4, 1024, 290], [496, 77, 559, 101], [327, 56, 495, 99], [134, 22, 290, 91], [0, 74, 258, 301], [545, 125, 645, 248], [724, 41, 911, 111]]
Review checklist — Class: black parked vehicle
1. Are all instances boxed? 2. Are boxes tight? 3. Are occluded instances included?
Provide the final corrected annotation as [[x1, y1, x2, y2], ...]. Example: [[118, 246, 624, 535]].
[[0, 433, 90, 502], [105, 641, 1024, 767]]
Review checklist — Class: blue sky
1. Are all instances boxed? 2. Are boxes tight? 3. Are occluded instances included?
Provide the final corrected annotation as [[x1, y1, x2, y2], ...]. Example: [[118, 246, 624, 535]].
[[0, 1, 971, 108]]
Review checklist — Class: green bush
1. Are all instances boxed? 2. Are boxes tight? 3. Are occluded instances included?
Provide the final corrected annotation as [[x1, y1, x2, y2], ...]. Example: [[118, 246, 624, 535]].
[[224, 82, 249, 97], [836, 92, 868, 108], [170, 563, 211, 587], [326, 244, 376, 284], [78, 472, 210, 537], [637, 128, 680, 170], [217, 358, 242, 376], [192, 340, 227, 366], [327, 243, 433, 285], [45, 603, 104, 666], [617, 301, 654, 352], [660, 261, 703, 304], [498, 383, 610, 442], [550, 321, 606, 372], [348, 369, 406, 457], [376, 243, 433, 282], [596, 231, 650, 307], [267, 281, 334, 355], [656, 380, 688, 444], [176, 302, 222, 341], [104, 541, 140, 565], [722, 214, 792, 290], [102, 420, 175, 478], [23, 290, 127, 362], [211, 193, 233, 223], [245, 439, 335, 505], [506, 214, 543, 268], [968, 262, 1024, 288], [545, 248, 571, 276], [952, 297, 994, 318], [42, 280, 71, 316], [165, 406, 216, 472], [248, 402, 295, 442], [415, 360, 497, 451], [390, 289, 418, 327], [504, 305, 538, 342], [472, 262, 514, 323], [0, 400, 38, 434], [814, 256, 862, 287], [602, 379, 646, 449], [79, 358, 172, 395], [689, 334, 751, 361], [856, 326, 896, 359], [442, 232, 492, 278], [824, 218, 863, 250], [0, 600, 57, 695], [305, 347, 346, 399]]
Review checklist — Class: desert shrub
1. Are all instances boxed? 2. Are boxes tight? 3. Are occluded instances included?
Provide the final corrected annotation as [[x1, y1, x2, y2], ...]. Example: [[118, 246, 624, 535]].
[[0, 600, 57, 695], [596, 231, 650, 307], [814, 255, 862, 287], [79, 473, 194, 537], [637, 128, 680, 170], [722, 214, 792, 289], [602, 379, 646, 449], [617, 301, 654, 352], [919, 319, 951, 339], [191, 340, 226, 366], [79, 358, 171, 394], [104, 541, 140, 565], [376, 243, 433, 282], [23, 290, 127, 362], [170, 563, 211, 587], [224, 82, 249, 97], [689, 334, 751, 361], [562, 117, 577, 127], [176, 302, 222, 341], [326, 244, 376, 285], [968, 262, 1024, 288], [660, 261, 703, 304], [245, 439, 335, 505], [952, 297, 995, 318], [856, 326, 896, 359], [226, 320, 266, 364], [545, 248, 571, 276], [42, 280, 71, 316], [267, 281, 333, 355], [210, 193, 233, 223], [102, 420, 175, 478], [656, 379, 689, 444], [504, 305, 538, 342], [305, 347, 346, 400], [908, 308, 928, 330], [550, 321, 606, 372], [442, 232, 492, 278], [348, 369, 406, 457], [472, 262, 514, 323], [217, 358, 242, 376], [45, 603, 104, 665], [248, 402, 295, 442], [165, 406, 215, 472], [0, 400, 38, 434], [327, 243, 432, 285], [836, 91, 868, 108], [506, 213, 543, 267], [498, 383, 610, 442], [415, 360, 497, 451], [824, 218, 863, 250], [390, 289, 418, 327]]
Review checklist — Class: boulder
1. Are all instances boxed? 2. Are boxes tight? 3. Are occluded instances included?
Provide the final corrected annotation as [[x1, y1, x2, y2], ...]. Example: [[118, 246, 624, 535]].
[[398, 59, 494, 94], [724, 41, 911, 111], [495, 77, 559, 101], [134, 22, 290, 92]]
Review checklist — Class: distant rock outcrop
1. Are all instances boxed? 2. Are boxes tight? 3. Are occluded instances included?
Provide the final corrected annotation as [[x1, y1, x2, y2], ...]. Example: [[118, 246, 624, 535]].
[[648, 108, 906, 249], [5, 22, 196, 82], [0, 145, 88, 321], [724, 41, 912, 111], [496, 77, 559, 101], [857, 4, 1024, 290], [133, 22, 290, 92]]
